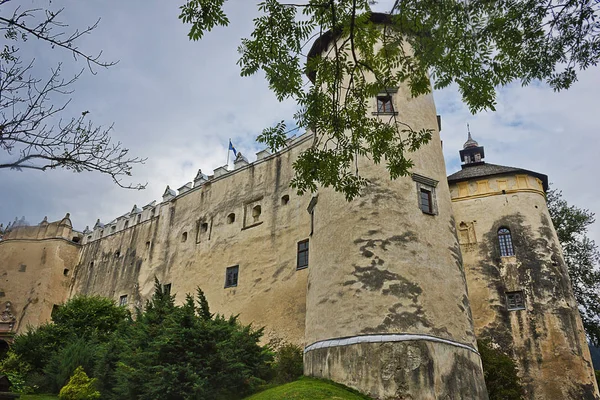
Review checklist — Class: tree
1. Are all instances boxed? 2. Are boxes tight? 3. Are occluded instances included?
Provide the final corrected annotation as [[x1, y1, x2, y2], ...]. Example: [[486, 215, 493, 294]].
[[478, 339, 524, 400], [0, 3, 145, 188], [547, 188, 600, 346], [180, 0, 600, 199]]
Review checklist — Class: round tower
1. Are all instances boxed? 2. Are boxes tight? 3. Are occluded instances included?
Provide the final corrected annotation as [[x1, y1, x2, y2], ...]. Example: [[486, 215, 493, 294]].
[[448, 134, 599, 399], [303, 14, 488, 399]]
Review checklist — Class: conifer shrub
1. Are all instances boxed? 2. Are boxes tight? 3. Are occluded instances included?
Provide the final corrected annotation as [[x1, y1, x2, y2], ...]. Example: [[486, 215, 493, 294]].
[[58, 366, 100, 400], [478, 339, 524, 400], [270, 341, 303, 384]]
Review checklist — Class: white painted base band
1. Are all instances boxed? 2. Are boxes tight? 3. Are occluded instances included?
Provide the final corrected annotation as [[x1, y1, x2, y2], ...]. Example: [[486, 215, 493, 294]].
[[304, 333, 479, 355]]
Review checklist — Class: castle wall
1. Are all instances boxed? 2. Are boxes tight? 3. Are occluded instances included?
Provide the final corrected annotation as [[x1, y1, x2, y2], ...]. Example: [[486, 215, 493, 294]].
[[0, 222, 80, 335], [450, 173, 599, 399], [71, 135, 314, 345]]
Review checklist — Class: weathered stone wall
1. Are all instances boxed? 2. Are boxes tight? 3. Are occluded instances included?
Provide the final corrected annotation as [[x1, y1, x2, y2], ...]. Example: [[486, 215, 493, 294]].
[[0, 220, 80, 334], [71, 135, 314, 345], [302, 29, 488, 398], [450, 173, 599, 399]]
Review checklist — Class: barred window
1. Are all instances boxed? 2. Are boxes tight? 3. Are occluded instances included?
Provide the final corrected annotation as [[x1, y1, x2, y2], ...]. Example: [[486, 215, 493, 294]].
[[506, 291, 525, 311], [498, 228, 515, 257], [119, 295, 128, 307], [297, 239, 309, 270]]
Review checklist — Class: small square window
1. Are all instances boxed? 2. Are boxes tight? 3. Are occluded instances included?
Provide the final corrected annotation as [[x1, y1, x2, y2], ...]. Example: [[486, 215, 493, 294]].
[[19, 264, 26, 272], [163, 283, 172, 296], [119, 295, 128, 307], [297, 239, 309, 270], [225, 266, 239, 288], [377, 95, 394, 113], [506, 291, 525, 311]]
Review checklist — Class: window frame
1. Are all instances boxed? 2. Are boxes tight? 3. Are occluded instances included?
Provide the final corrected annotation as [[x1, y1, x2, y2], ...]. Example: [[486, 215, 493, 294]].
[[412, 174, 439, 215], [498, 227, 515, 257], [376, 95, 394, 114], [419, 188, 433, 214], [506, 290, 525, 311], [163, 283, 172, 296], [297, 239, 309, 270], [119, 294, 128, 307], [225, 265, 239, 288]]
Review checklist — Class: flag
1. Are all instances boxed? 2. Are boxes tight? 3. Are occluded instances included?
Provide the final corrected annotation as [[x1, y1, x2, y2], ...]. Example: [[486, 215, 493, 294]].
[[228, 140, 237, 157]]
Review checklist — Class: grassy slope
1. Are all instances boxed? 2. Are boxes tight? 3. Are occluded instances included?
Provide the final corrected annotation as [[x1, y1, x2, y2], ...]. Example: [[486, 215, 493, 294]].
[[245, 377, 372, 400]]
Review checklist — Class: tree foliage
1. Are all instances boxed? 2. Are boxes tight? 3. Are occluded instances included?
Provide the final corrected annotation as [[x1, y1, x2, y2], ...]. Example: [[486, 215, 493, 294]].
[[0, 2, 145, 188], [547, 188, 600, 346], [478, 339, 524, 400], [180, 0, 600, 199]]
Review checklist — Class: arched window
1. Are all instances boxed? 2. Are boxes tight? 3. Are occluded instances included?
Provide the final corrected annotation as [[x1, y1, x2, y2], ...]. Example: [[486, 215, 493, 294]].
[[498, 228, 515, 257], [227, 213, 236, 224]]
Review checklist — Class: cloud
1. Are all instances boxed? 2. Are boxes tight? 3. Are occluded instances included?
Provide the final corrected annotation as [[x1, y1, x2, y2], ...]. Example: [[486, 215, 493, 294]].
[[1, 1, 598, 249]]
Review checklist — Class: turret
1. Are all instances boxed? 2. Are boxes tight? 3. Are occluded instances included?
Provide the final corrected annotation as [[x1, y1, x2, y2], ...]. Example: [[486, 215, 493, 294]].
[[448, 135, 599, 399], [302, 13, 488, 399]]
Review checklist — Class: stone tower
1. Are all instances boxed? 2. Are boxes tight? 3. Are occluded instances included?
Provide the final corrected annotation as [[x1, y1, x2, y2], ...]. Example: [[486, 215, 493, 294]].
[[302, 14, 488, 399], [448, 134, 599, 399]]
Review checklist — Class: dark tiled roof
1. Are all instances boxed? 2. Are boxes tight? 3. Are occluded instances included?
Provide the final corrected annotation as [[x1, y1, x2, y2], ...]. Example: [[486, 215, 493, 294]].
[[447, 162, 548, 191]]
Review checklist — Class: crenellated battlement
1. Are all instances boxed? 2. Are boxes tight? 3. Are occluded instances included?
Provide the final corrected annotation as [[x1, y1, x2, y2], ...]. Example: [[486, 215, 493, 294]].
[[83, 131, 312, 246]]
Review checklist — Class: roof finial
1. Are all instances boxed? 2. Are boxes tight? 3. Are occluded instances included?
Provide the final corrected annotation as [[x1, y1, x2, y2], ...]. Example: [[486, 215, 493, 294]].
[[463, 123, 479, 149], [467, 123, 472, 140]]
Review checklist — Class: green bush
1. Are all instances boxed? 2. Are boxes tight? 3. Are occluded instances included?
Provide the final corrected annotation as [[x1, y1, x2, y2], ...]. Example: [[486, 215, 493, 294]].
[[478, 339, 524, 400], [58, 366, 100, 400], [271, 341, 303, 384], [44, 338, 100, 393], [0, 351, 34, 393]]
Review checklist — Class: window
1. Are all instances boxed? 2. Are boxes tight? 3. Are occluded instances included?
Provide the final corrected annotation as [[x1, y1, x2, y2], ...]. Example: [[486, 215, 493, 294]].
[[145, 241, 151, 250], [87, 235, 92, 241], [498, 228, 515, 257], [114, 250, 120, 258], [227, 213, 236, 224], [119, 295, 128, 307], [182, 232, 188, 242], [72, 236, 80, 243], [281, 195, 290, 205], [19, 264, 26, 272], [412, 174, 438, 215], [506, 291, 525, 310], [111, 225, 116, 233], [420, 188, 433, 214], [51, 304, 60, 318], [201, 222, 208, 233], [376, 95, 393, 113], [137, 214, 141, 223], [163, 283, 172, 296], [63, 268, 69, 276], [252, 205, 262, 222], [225, 266, 239, 288], [124, 221, 129, 229], [100, 230, 104, 237], [297, 239, 309, 270]]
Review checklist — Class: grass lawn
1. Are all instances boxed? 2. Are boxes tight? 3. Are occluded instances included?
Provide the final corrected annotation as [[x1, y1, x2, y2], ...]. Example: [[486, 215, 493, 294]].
[[245, 377, 372, 400], [19, 395, 59, 400]]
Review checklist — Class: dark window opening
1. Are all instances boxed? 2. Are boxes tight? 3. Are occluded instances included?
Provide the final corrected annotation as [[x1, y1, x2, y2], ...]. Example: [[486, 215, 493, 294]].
[[119, 295, 128, 307], [252, 205, 262, 223], [163, 283, 172, 296], [182, 232, 188, 242], [111, 226, 116, 233], [420, 188, 433, 214], [145, 241, 151, 250], [281, 195, 290, 205], [72, 236, 81, 243], [89, 261, 94, 268], [87, 235, 92, 241], [100, 230, 104, 238], [225, 265, 239, 288], [227, 213, 236, 224], [297, 239, 309, 270], [0, 292, 5, 297], [19, 264, 26, 272], [498, 228, 515, 257], [114, 250, 121, 258], [124, 221, 129, 229], [201, 222, 208, 233], [63, 268, 69, 276], [137, 214, 141, 223], [377, 95, 393, 113], [506, 291, 525, 310]]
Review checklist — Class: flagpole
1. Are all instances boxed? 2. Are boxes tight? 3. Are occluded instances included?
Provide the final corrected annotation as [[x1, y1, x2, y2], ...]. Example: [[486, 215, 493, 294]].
[[226, 138, 230, 168]]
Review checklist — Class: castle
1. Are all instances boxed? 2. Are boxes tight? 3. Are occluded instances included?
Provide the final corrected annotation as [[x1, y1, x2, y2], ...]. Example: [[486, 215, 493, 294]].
[[1, 14, 598, 400]]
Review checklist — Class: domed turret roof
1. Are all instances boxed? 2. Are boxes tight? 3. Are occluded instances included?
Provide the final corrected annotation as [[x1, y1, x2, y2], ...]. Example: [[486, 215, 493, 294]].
[[463, 132, 479, 149]]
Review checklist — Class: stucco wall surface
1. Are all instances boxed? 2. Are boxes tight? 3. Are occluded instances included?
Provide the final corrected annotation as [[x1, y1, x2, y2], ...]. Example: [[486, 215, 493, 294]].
[[71, 135, 314, 345], [450, 174, 599, 400]]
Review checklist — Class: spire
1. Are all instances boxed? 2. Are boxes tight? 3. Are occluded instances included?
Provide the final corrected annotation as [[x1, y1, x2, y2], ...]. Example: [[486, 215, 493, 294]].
[[463, 123, 479, 149]]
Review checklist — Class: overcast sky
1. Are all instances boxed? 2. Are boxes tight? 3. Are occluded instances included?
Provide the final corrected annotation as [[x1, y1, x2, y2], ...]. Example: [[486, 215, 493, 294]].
[[1, 1, 599, 245]]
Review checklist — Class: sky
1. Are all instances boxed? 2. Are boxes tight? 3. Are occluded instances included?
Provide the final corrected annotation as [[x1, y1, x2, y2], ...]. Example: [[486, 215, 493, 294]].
[[1, 1, 599, 244]]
